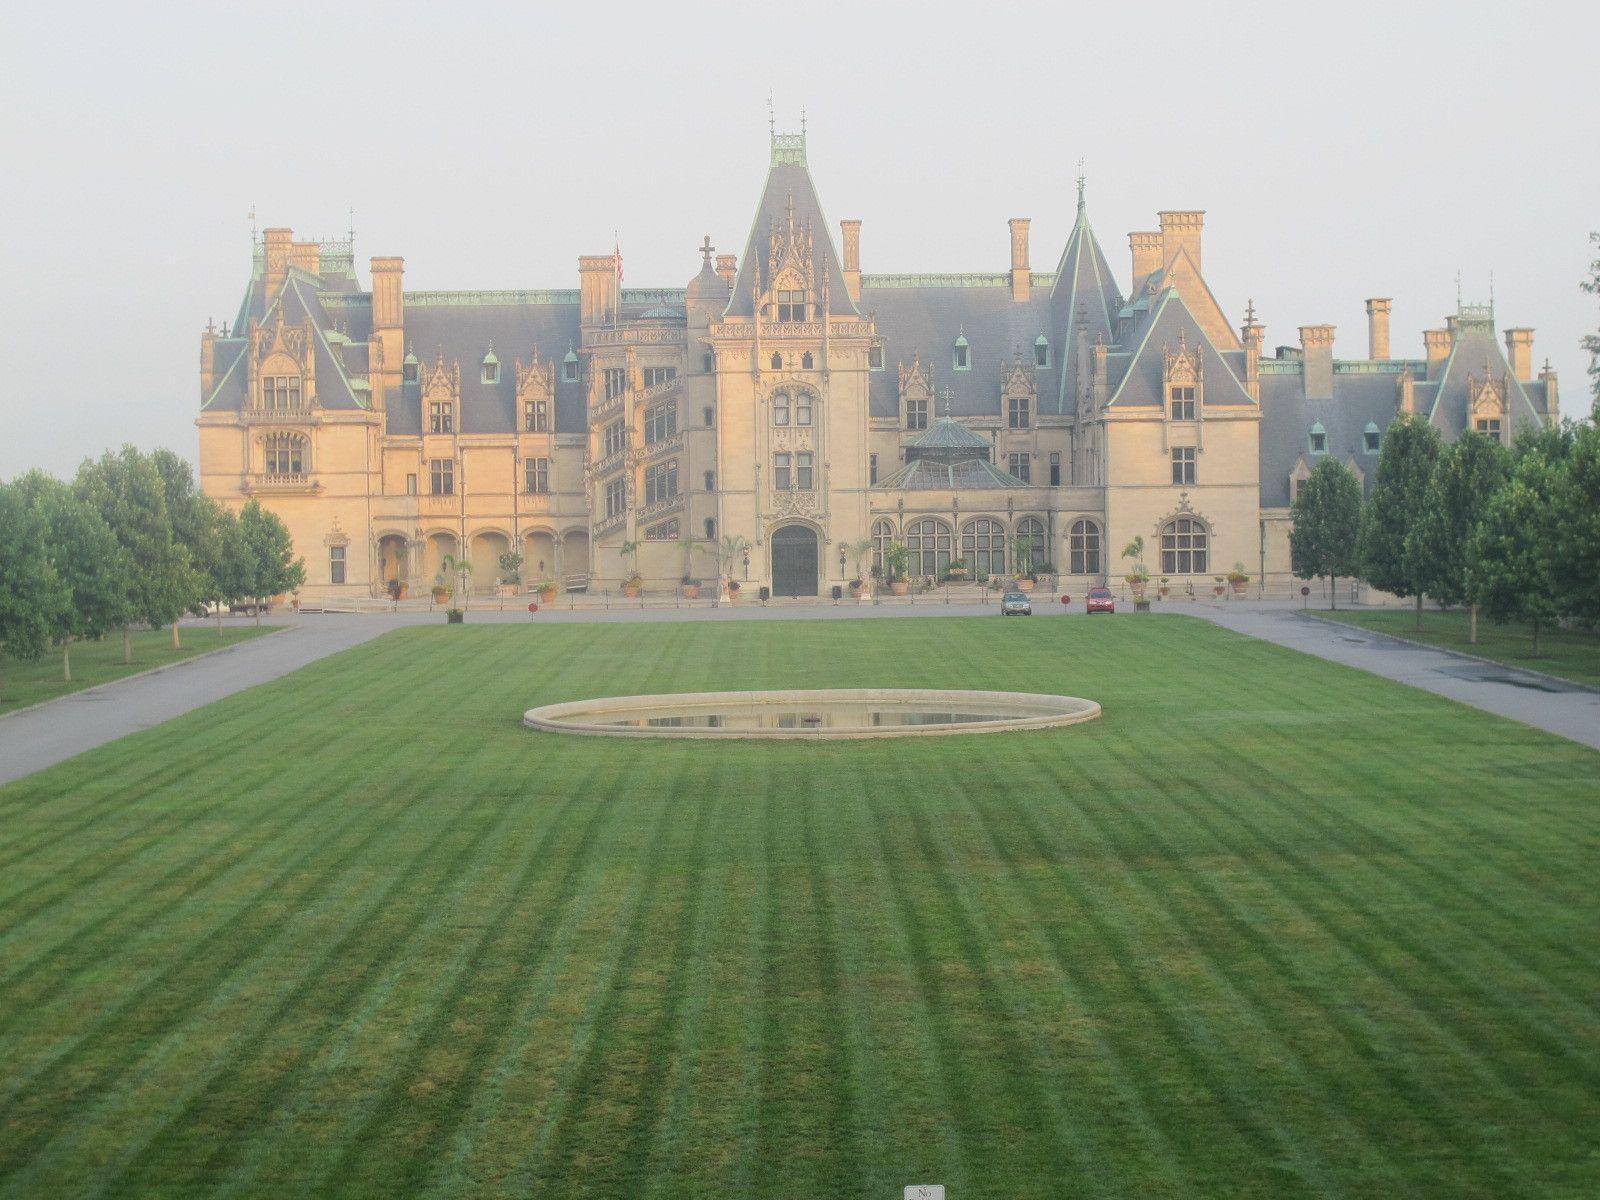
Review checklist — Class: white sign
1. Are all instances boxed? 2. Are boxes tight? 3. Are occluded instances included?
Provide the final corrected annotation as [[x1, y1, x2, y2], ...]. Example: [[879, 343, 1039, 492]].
[[905, 1187, 945, 1200]]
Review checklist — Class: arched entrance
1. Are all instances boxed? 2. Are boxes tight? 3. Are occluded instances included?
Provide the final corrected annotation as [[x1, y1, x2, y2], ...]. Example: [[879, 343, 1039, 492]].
[[377, 534, 409, 584], [771, 524, 819, 597], [471, 530, 510, 589]]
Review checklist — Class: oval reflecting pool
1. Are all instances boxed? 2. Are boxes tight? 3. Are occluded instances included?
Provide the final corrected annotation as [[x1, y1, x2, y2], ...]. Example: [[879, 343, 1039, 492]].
[[524, 689, 1101, 740]]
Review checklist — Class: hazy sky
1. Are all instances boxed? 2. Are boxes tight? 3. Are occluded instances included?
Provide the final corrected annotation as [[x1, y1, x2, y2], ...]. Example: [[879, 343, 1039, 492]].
[[2, 0, 1595, 479]]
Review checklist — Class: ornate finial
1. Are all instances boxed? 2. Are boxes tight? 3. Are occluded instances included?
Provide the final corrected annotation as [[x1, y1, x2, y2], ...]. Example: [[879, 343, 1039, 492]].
[[801, 106, 807, 135], [248, 204, 257, 245], [1456, 270, 1462, 309], [1245, 297, 1258, 325], [940, 387, 953, 418], [347, 206, 355, 245], [699, 235, 715, 265], [1075, 159, 1086, 209], [205, 316, 215, 334], [220, 320, 230, 337], [767, 94, 775, 139]]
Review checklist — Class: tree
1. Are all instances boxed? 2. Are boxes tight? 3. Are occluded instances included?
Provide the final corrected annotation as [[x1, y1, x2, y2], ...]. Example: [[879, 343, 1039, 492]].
[[1408, 431, 1510, 644], [207, 506, 251, 632], [74, 447, 194, 663], [1550, 420, 1600, 628], [1359, 414, 1440, 627], [1468, 450, 1562, 654], [15, 473, 134, 682], [1291, 457, 1363, 608], [1582, 231, 1599, 417], [0, 483, 68, 697], [236, 500, 306, 624], [150, 449, 223, 647]]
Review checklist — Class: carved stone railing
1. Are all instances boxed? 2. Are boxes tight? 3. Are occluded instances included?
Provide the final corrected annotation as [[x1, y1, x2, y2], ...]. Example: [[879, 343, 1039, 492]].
[[642, 431, 684, 462], [586, 326, 682, 347], [636, 493, 683, 524], [637, 375, 683, 405], [594, 510, 627, 538], [242, 473, 320, 494], [590, 391, 625, 424], [589, 446, 629, 479]]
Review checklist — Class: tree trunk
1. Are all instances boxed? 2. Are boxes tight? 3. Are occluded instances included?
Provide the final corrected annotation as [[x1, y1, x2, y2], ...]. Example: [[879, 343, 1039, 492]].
[[171, 621, 181, 650], [62, 639, 72, 683], [122, 626, 132, 664], [254, 601, 262, 627], [1531, 620, 1541, 657], [1469, 604, 1478, 645], [1415, 592, 1423, 632], [216, 604, 223, 635], [1330, 576, 1338, 610]]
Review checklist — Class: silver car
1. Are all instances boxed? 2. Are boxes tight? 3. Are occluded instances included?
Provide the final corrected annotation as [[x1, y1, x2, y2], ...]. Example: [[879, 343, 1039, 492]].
[[1001, 590, 1032, 616]]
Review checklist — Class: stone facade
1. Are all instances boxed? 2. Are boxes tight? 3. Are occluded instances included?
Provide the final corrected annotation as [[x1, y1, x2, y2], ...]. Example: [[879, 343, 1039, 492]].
[[196, 131, 1560, 599]]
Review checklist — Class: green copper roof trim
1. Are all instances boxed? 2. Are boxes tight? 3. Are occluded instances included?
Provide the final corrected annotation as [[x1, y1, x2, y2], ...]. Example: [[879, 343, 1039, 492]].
[[860, 273, 1010, 289]]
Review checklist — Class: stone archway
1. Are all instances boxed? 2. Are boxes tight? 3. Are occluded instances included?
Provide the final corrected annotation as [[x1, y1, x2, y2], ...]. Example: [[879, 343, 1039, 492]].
[[770, 524, 819, 597], [562, 530, 591, 586], [524, 530, 557, 586], [424, 532, 458, 583], [471, 530, 511, 590], [377, 534, 409, 584]]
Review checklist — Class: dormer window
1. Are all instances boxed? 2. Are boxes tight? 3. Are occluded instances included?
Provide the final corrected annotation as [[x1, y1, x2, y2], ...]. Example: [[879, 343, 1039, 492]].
[[262, 376, 302, 411], [562, 350, 579, 382], [1363, 422, 1381, 453], [430, 400, 454, 434], [1475, 417, 1502, 438], [402, 352, 419, 384], [1169, 385, 1196, 421], [868, 346, 884, 371], [1309, 422, 1327, 454], [480, 351, 500, 385], [953, 334, 970, 371], [1034, 335, 1051, 369], [524, 399, 548, 433], [777, 289, 807, 322]]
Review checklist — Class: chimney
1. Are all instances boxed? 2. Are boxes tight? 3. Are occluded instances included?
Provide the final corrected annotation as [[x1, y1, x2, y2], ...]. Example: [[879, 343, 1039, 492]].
[[1240, 304, 1265, 401], [288, 239, 320, 277], [1504, 328, 1534, 381], [1538, 360, 1559, 418], [578, 254, 621, 327], [1158, 210, 1204, 272], [840, 219, 861, 303], [263, 227, 293, 298], [1398, 365, 1417, 415], [370, 257, 404, 330], [1129, 231, 1162, 293], [1365, 298, 1392, 360], [1299, 324, 1335, 400], [716, 254, 737, 290], [1008, 217, 1031, 302], [200, 323, 216, 399], [1423, 329, 1451, 380]]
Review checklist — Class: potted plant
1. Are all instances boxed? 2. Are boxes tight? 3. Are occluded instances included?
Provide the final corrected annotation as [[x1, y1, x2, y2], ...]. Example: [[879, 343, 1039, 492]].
[[716, 533, 751, 601], [1134, 596, 1152, 613], [439, 553, 472, 610], [1228, 562, 1250, 595], [431, 574, 449, 605], [681, 574, 701, 599], [387, 578, 405, 601], [1158, 576, 1171, 598], [884, 542, 911, 595], [943, 557, 971, 583], [1213, 575, 1227, 597], [622, 572, 644, 598], [1122, 537, 1148, 598], [726, 578, 741, 601], [446, 607, 465, 624], [497, 551, 524, 597], [536, 578, 558, 603], [1010, 535, 1038, 591]]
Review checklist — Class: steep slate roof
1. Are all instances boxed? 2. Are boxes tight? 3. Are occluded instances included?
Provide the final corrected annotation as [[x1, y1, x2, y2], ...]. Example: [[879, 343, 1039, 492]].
[[1426, 311, 1543, 437], [861, 282, 1056, 420], [724, 135, 857, 319], [1048, 190, 1123, 415], [1258, 370, 1400, 506], [1106, 289, 1254, 408]]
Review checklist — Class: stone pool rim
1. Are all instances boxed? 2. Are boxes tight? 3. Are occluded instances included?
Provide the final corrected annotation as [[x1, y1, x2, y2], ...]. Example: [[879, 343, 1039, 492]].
[[523, 688, 1102, 740]]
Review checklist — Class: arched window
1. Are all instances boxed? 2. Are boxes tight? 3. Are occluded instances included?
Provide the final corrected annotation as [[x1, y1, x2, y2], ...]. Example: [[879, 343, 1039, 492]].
[[1159, 516, 1209, 574], [961, 518, 1007, 577], [905, 518, 953, 578], [1068, 519, 1101, 575], [263, 433, 305, 476], [801, 351, 814, 370], [770, 352, 783, 371], [1016, 517, 1047, 572], [772, 390, 790, 426], [871, 519, 896, 575]]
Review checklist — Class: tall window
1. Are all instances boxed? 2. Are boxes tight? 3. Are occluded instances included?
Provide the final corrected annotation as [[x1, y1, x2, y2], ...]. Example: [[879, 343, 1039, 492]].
[[603, 367, 628, 400], [605, 477, 626, 519], [801, 352, 814, 370], [962, 518, 1007, 577], [1035, 339, 1051, 368], [1016, 517, 1047, 573], [1049, 451, 1061, 486], [869, 453, 878, 485], [524, 399, 548, 432], [773, 452, 791, 490], [329, 544, 346, 585], [1171, 447, 1196, 485], [704, 517, 716, 539], [953, 341, 970, 370], [430, 401, 453, 434], [906, 397, 928, 430], [795, 452, 814, 490], [1008, 452, 1031, 483], [429, 458, 454, 495], [773, 391, 790, 426], [1160, 516, 1208, 574], [645, 402, 677, 444], [1476, 417, 1502, 437], [642, 366, 677, 388], [406, 473, 417, 495], [644, 460, 678, 505], [777, 289, 806, 321], [262, 376, 301, 410], [795, 391, 813, 426], [403, 359, 419, 384], [645, 518, 679, 540], [703, 405, 715, 426], [906, 518, 953, 577], [524, 457, 549, 494], [1169, 385, 1196, 421], [871, 519, 895, 575], [1008, 395, 1030, 429], [1069, 519, 1102, 575], [603, 420, 626, 457], [704, 470, 715, 492], [264, 433, 304, 476], [770, 352, 783, 370], [868, 346, 884, 370]]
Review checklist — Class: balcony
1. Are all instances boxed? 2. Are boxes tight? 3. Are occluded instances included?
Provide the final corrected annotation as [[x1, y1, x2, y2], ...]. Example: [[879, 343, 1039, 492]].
[[242, 473, 319, 495], [642, 431, 683, 462], [636, 491, 683, 525], [589, 446, 629, 478], [594, 510, 627, 538]]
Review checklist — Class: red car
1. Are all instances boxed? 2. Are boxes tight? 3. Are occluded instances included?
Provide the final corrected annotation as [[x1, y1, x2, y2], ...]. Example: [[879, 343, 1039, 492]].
[[1086, 587, 1116, 614]]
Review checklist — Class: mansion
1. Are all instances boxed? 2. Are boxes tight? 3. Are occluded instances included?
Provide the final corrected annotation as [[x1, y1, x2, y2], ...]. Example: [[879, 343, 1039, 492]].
[[196, 130, 1560, 599]]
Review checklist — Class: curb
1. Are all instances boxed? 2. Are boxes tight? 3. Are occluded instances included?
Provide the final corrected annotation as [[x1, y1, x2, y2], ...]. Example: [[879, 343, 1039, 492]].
[[0, 625, 294, 724], [1298, 613, 1600, 696]]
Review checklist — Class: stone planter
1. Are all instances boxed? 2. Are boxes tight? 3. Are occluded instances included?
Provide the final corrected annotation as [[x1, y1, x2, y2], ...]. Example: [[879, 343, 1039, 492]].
[[623, 583, 643, 599], [1014, 578, 1036, 593], [1230, 578, 1249, 595], [538, 585, 558, 603], [1127, 578, 1147, 598], [446, 609, 465, 624], [890, 580, 910, 596], [726, 585, 741, 602], [1134, 599, 1152, 613], [431, 587, 449, 605], [682, 583, 701, 600], [849, 582, 865, 599]]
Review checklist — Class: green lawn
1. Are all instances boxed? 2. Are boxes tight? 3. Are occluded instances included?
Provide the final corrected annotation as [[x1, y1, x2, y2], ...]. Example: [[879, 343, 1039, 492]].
[[0, 625, 275, 712], [1319, 608, 1600, 688], [1, 616, 1596, 1199]]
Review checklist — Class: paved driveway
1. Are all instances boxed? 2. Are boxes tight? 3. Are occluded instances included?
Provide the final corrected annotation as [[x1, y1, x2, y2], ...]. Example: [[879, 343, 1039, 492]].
[[2, 602, 1595, 786]]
